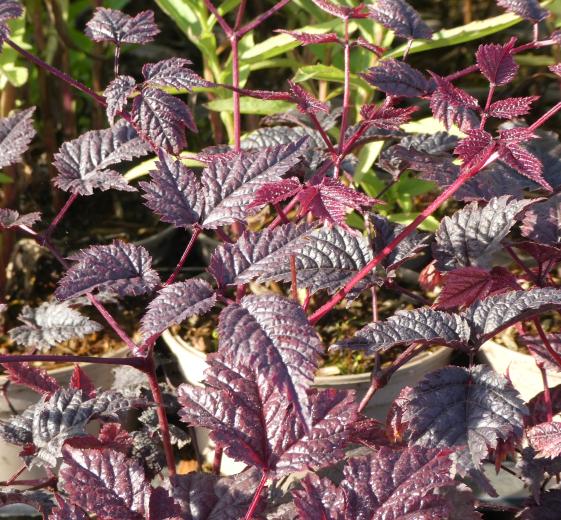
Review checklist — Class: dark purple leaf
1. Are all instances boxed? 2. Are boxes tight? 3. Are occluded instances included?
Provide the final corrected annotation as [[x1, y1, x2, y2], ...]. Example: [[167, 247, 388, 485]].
[[0, 1, 23, 43], [527, 422, 561, 458], [208, 222, 314, 286], [487, 96, 537, 118], [288, 81, 329, 114], [104, 75, 136, 124], [309, 0, 367, 19], [496, 0, 548, 22], [334, 306, 471, 353], [142, 58, 212, 91], [466, 288, 561, 347], [388, 144, 459, 183], [400, 131, 460, 154], [527, 385, 561, 426], [49, 494, 88, 520], [367, 0, 432, 40], [297, 177, 380, 226], [1, 362, 60, 396], [140, 152, 202, 228], [344, 448, 457, 518], [218, 294, 323, 428], [200, 139, 308, 229], [517, 446, 561, 501], [521, 193, 561, 245], [85, 8, 159, 45], [433, 195, 532, 271], [0, 490, 54, 516], [60, 445, 179, 520], [454, 129, 495, 170], [519, 490, 561, 519], [275, 29, 340, 45], [498, 139, 549, 191], [520, 333, 561, 373], [132, 87, 195, 154], [140, 278, 216, 340], [69, 365, 97, 399], [55, 240, 161, 301], [475, 38, 518, 86], [361, 59, 430, 97], [292, 474, 345, 520], [0, 107, 36, 168], [0, 208, 41, 229], [53, 120, 150, 196], [402, 365, 527, 466], [248, 177, 302, 209], [8, 301, 103, 352], [429, 73, 480, 131], [436, 266, 518, 309], [360, 104, 419, 130]]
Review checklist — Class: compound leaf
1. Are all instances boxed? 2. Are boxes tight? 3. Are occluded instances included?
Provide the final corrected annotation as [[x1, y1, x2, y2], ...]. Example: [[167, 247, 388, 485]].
[[142, 58, 212, 91], [0, 208, 41, 229], [487, 96, 537, 119], [367, 0, 432, 40], [1, 362, 60, 396], [85, 8, 159, 45]]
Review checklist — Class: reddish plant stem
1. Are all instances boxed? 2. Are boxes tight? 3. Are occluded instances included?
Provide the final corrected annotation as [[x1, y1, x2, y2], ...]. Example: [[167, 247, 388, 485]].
[[44, 193, 78, 238], [0, 353, 145, 367], [273, 203, 289, 224], [164, 226, 202, 286], [238, 0, 291, 38], [505, 245, 539, 285], [5, 465, 26, 485], [303, 288, 312, 312], [480, 83, 496, 129], [234, 0, 247, 30], [310, 150, 500, 325], [371, 286, 378, 322], [213, 445, 223, 474], [537, 361, 553, 422], [145, 355, 176, 477], [290, 255, 298, 301], [402, 39, 413, 61], [337, 18, 352, 159], [308, 112, 336, 156], [529, 100, 561, 132], [203, 0, 232, 37], [534, 318, 561, 369], [244, 471, 268, 520], [231, 34, 242, 152]]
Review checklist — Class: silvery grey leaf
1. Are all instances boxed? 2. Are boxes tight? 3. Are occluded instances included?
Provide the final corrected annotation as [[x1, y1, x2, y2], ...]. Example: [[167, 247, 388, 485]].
[[0, 107, 36, 168]]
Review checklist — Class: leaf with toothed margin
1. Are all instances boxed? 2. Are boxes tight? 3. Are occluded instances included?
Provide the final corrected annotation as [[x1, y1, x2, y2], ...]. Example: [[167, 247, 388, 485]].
[[454, 129, 495, 170], [521, 193, 561, 245], [476, 38, 518, 86], [8, 301, 103, 352], [0, 208, 41, 230], [178, 359, 358, 476], [464, 288, 561, 347], [0, 107, 36, 168], [59, 445, 179, 520], [2, 362, 60, 396], [132, 87, 196, 155], [429, 73, 480, 131], [53, 120, 150, 196], [518, 447, 561, 503], [85, 8, 159, 45], [520, 333, 561, 373], [208, 223, 315, 287], [361, 59, 429, 97], [104, 75, 136, 124], [142, 58, 213, 91], [487, 96, 538, 119], [526, 385, 561, 427], [433, 196, 533, 271], [367, 0, 433, 40], [308, 0, 367, 18], [291, 474, 346, 520], [496, 0, 548, 22], [218, 294, 323, 429], [49, 495, 88, 520], [56, 240, 160, 301], [498, 138, 549, 191], [248, 177, 302, 209], [275, 29, 339, 45], [0, 1, 23, 44], [402, 365, 527, 468], [200, 139, 308, 229], [140, 152, 202, 228], [288, 81, 329, 114], [360, 104, 419, 130], [140, 279, 216, 341], [333, 307, 471, 353], [527, 422, 561, 459]]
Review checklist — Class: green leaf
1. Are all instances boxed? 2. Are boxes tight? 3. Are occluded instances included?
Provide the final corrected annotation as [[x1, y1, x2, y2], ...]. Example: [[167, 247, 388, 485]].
[[206, 97, 294, 115], [386, 11, 525, 59], [0, 172, 13, 184], [389, 212, 440, 232], [354, 141, 384, 183], [402, 116, 465, 137], [293, 64, 368, 89]]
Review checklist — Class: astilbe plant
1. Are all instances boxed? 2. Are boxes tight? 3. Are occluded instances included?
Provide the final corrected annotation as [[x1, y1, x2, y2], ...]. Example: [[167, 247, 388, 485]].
[[3, 0, 561, 517]]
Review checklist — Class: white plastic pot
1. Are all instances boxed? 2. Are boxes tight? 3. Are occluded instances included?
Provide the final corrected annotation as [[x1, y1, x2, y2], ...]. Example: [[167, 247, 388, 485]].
[[0, 345, 129, 485], [479, 339, 561, 402], [162, 329, 452, 474]]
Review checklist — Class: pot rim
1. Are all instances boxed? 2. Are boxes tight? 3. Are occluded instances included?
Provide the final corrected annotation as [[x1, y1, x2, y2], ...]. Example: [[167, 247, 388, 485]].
[[162, 329, 452, 384]]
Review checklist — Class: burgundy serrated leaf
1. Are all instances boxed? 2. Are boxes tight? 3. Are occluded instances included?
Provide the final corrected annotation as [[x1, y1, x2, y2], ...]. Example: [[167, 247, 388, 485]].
[[497, 138, 549, 191], [309, 0, 367, 19], [0, 0, 23, 44], [0, 208, 41, 229], [292, 474, 345, 520], [132, 87, 196, 154], [288, 81, 329, 114], [476, 38, 518, 86], [0, 107, 36, 169], [140, 152, 202, 228], [496, 0, 548, 22], [454, 129, 495, 170], [526, 385, 561, 426], [53, 120, 150, 196], [69, 365, 96, 399], [248, 177, 302, 209], [353, 36, 385, 56], [140, 278, 216, 340], [360, 104, 419, 130], [49, 494, 88, 520], [1, 362, 60, 396], [104, 75, 136, 124], [55, 240, 161, 301], [429, 72, 480, 131], [276, 29, 340, 45], [142, 58, 212, 91], [520, 333, 561, 373], [402, 365, 527, 467], [521, 193, 561, 245], [85, 8, 160, 45], [527, 422, 561, 458], [361, 59, 430, 97], [367, 0, 433, 40], [218, 294, 323, 428], [487, 96, 538, 119]]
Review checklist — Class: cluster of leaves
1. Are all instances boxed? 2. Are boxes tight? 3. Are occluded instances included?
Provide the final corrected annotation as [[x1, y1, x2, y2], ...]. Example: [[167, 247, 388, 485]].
[[4, 0, 561, 518]]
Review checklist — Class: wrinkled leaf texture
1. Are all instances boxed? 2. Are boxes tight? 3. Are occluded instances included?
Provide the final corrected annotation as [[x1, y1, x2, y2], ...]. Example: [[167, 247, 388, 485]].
[[367, 0, 433, 40], [85, 7, 159, 45], [361, 59, 429, 97], [0, 208, 41, 229], [496, 0, 548, 22], [475, 38, 518, 86], [527, 422, 561, 459]]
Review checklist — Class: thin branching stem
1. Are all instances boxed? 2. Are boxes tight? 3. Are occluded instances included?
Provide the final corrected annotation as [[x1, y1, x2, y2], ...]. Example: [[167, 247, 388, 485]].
[[244, 471, 268, 520]]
